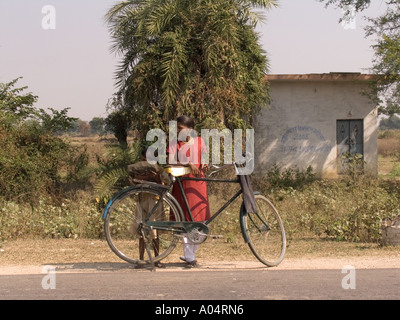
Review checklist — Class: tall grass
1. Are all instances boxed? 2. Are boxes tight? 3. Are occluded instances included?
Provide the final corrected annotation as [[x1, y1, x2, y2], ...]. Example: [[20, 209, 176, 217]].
[[378, 130, 400, 157]]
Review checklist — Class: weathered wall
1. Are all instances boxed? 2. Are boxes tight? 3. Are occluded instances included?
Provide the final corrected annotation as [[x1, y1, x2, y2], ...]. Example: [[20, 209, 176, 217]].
[[254, 78, 378, 178]]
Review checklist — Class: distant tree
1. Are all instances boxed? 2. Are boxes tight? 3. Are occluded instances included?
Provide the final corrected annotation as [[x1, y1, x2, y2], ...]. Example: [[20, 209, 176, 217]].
[[0, 77, 77, 134], [365, 1, 400, 116], [104, 93, 135, 148], [89, 117, 106, 135], [78, 120, 91, 137], [0, 78, 85, 202], [37, 107, 78, 134], [104, 109, 131, 149], [379, 114, 400, 130], [320, 0, 400, 116]]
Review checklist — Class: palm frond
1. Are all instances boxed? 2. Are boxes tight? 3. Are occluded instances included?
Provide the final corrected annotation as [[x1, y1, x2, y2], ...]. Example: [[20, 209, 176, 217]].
[[146, 0, 178, 35], [94, 167, 129, 198], [95, 141, 140, 198]]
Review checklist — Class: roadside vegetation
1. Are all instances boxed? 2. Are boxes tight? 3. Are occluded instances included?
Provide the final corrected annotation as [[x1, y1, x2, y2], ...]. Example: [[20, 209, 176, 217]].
[[2, 0, 400, 247], [1, 79, 400, 245]]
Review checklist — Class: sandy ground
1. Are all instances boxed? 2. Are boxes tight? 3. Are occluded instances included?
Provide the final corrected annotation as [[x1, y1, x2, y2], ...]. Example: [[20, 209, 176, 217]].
[[1, 256, 400, 275], [0, 238, 399, 275]]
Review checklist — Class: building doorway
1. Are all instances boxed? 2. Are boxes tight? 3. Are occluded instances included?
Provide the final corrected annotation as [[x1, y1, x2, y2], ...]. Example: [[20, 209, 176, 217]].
[[337, 119, 364, 174]]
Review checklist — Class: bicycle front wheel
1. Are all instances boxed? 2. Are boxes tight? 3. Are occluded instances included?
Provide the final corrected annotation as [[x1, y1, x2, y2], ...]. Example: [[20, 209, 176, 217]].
[[240, 194, 286, 267], [104, 186, 183, 265]]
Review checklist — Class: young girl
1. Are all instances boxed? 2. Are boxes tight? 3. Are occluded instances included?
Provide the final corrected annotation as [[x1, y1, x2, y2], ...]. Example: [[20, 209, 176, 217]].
[[168, 115, 210, 267]]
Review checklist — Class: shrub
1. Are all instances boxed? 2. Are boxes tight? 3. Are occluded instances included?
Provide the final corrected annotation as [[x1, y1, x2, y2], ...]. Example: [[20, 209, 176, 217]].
[[0, 119, 89, 203], [266, 177, 400, 243], [252, 164, 316, 193], [0, 194, 103, 240], [0, 78, 85, 203]]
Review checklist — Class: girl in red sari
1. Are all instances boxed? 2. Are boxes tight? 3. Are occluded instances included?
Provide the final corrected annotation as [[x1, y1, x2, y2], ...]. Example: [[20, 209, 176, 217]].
[[168, 115, 210, 267]]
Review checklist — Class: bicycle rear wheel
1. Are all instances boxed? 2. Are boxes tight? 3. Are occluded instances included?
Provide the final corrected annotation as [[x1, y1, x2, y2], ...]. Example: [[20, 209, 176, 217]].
[[104, 186, 183, 265], [240, 194, 286, 267]]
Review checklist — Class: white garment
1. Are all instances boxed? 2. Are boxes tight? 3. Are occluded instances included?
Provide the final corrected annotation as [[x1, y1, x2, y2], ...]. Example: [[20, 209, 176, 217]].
[[182, 234, 199, 262]]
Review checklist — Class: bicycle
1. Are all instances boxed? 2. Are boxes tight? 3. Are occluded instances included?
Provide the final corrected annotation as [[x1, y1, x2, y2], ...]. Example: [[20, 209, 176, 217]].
[[101, 163, 286, 269]]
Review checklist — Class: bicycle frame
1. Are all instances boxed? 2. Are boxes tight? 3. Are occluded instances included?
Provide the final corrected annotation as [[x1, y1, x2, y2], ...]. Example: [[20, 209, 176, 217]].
[[103, 161, 287, 269], [142, 173, 243, 234]]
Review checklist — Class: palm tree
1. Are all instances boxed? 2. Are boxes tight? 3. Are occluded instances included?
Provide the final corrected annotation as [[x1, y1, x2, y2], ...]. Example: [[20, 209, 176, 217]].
[[105, 0, 277, 135]]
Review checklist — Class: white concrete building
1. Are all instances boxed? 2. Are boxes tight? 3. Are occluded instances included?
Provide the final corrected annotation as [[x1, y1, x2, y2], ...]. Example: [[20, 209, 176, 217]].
[[254, 73, 378, 178]]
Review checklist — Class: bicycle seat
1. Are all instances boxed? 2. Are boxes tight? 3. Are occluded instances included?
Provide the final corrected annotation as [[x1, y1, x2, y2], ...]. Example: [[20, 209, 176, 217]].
[[164, 166, 191, 177]]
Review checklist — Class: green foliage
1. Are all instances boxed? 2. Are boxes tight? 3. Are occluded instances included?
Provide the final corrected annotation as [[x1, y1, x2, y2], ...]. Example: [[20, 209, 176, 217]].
[[0, 121, 68, 200], [0, 77, 38, 121], [324, 178, 400, 242], [340, 152, 365, 180], [0, 78, 85, 202], [253, 164, 316, 192], [319, 0, 371, 16], [104, 96, 135, 148], [389, 163, 400, 179], [105, 0, 278, 134], [321, 0, 400, 116], [379, 114, 400, 130], [94, 141, 141, 202], [366, 2, 400, 115], [266, 177, 400, 243], [0, 78, 77, 133], [37, 107, 78, 134], [89, 117, 106, 135], [0, 195, 103, 240]]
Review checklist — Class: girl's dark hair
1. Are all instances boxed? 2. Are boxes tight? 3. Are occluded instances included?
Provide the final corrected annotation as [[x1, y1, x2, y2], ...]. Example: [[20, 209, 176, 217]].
[[176, 115, 194, 129]]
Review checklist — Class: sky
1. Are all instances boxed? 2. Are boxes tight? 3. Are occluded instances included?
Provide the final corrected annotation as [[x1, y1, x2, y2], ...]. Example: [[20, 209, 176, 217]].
[[0, 0, 389, 121]]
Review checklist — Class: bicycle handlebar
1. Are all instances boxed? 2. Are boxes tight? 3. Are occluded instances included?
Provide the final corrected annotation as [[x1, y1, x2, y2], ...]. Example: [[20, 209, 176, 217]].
[[207, 163, 234, 176]]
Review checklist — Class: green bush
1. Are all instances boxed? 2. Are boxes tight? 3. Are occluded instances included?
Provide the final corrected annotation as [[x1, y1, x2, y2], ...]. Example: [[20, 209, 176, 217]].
[[0, 78, 86, 203], [0, 118, 89, 202], [267, 177, 400, 243], [252, 164, 316, 193]]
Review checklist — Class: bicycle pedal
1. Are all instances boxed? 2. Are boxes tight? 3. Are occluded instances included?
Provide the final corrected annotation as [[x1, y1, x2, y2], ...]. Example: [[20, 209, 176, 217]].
[[176, 234, 223, 239], [209, 235, 223, 239]]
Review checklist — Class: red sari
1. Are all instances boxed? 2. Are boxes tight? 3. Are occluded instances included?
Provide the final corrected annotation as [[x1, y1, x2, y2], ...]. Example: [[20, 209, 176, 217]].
[[168, 137, 210, 222]]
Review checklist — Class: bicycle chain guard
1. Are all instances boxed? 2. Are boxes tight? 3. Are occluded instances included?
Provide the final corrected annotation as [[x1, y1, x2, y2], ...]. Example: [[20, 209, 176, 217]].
[[185, 223, 209, 244], [187, 228, 208, 244]]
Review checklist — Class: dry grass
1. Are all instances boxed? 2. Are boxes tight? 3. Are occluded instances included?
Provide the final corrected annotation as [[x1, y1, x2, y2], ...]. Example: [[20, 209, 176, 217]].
[[65, 135, 138, 163], [379, 155, 400, 177], [378, 131, 400, 179], [0, 237, 398, 267], [66, 135, 117, 164], [378, 137, 400, 158]]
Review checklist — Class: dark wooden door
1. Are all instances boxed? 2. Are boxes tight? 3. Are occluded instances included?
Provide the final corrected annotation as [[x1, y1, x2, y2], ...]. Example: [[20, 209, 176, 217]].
[[337, 120, 363, 174]]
